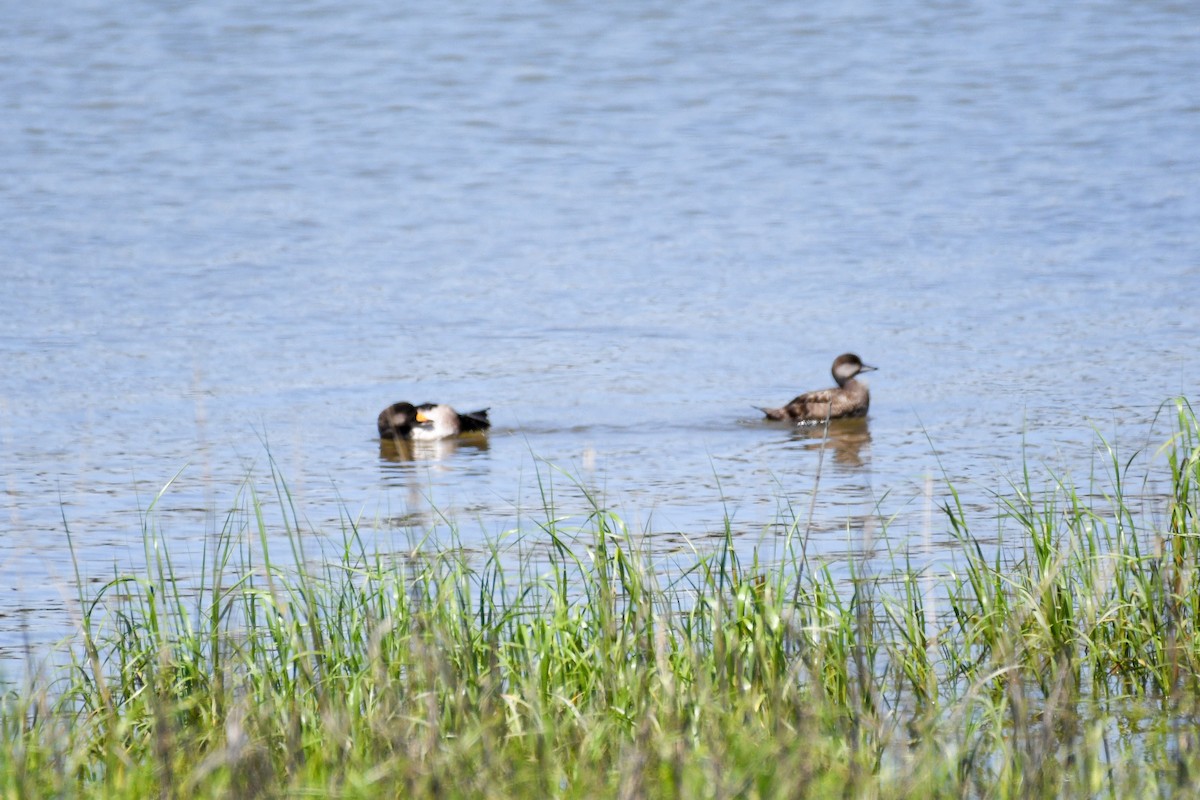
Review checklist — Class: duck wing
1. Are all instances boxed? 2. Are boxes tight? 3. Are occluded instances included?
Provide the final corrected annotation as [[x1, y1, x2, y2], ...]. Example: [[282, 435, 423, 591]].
[[780, 389, 838, 421], [758, 391, 837, 421]]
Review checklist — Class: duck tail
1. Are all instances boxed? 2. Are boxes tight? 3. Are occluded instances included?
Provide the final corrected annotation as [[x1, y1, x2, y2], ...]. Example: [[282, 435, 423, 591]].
[[755, 406, 788, 421], [458, 408, 491, 433]]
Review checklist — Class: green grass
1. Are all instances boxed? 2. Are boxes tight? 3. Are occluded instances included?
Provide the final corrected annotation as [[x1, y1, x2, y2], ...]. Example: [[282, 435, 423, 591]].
[[2, 399, 1200, 797]]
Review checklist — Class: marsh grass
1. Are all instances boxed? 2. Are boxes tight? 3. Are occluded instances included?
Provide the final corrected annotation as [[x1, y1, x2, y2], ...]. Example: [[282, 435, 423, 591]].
[[2, 400, 1200, 797]]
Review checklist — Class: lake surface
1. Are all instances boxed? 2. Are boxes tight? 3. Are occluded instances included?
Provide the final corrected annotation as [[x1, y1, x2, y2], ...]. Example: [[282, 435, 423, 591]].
[[2, 0, 1199, 654]]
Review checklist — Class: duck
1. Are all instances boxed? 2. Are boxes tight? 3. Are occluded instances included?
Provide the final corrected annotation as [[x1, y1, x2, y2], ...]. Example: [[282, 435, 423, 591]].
[[377, 402, 490, 441], [758, 353, 877, 423]]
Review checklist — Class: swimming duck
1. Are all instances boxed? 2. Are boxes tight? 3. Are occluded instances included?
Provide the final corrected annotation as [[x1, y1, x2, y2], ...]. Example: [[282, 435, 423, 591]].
[[377, 402, 490, 441], [412, 403, 490, 440], [758, 353, 877, 423]]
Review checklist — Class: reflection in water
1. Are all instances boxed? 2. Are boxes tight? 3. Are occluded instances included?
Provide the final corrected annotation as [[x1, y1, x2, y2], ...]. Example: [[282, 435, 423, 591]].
[[786, 418, 871, 468], [378, 435, 490, 465], [377, 435, 492, 532]]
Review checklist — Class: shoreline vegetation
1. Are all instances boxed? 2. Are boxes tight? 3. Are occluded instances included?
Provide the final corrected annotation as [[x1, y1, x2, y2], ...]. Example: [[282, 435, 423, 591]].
[[3, 400, 1200, 797]]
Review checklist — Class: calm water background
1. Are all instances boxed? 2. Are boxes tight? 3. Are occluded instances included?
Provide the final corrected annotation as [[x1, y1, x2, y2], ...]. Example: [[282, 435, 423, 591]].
[[2, 0, 1199, 652]]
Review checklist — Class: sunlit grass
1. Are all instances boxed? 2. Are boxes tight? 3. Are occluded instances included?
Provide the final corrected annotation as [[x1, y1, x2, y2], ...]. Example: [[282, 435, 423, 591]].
[[1, 399, 1199, 797]]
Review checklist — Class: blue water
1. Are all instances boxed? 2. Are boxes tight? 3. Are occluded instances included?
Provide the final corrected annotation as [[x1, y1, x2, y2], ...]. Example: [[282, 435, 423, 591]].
[[2, 0, 1199, 652]]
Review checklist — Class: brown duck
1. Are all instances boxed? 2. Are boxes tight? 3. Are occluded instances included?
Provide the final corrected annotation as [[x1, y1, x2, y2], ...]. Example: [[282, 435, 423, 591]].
[[758, 353, 876, 423]]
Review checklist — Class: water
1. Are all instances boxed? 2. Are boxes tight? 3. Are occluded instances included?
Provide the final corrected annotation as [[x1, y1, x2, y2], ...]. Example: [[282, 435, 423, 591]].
[[2, 0, 1199, 652]]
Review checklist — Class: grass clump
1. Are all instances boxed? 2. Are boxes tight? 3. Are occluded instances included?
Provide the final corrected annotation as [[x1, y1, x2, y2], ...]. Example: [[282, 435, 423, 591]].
[[2, 399, 1200, 797]]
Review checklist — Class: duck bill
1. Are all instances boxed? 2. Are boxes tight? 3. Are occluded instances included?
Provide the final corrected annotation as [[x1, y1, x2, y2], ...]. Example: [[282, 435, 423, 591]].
[[859, 364, 878, 373]]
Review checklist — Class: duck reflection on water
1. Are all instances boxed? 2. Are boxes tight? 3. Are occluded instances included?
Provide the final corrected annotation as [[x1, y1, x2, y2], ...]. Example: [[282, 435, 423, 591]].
[[378, 434, 490, 464], [783, 416, 871, 467]]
